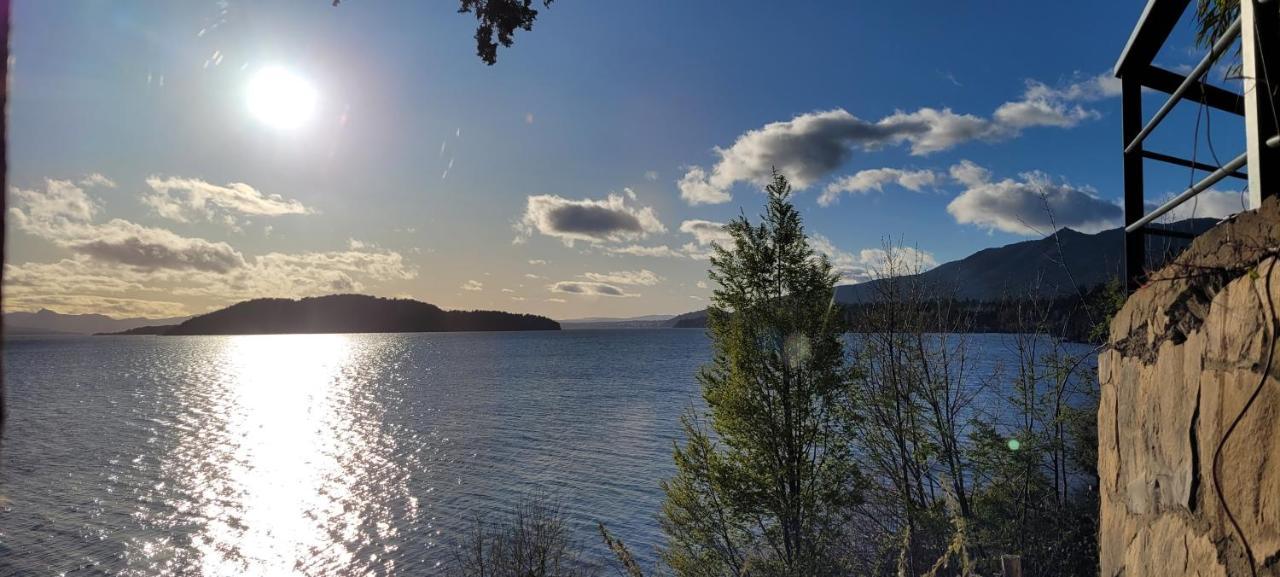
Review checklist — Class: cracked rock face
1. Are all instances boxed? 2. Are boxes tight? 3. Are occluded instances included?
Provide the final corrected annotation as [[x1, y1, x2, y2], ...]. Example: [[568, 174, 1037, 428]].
[[1100, 196, 1280, 577]]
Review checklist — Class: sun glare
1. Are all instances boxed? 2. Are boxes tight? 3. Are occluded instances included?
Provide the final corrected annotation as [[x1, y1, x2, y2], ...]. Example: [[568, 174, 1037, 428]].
[[246, 66, 318, 130]]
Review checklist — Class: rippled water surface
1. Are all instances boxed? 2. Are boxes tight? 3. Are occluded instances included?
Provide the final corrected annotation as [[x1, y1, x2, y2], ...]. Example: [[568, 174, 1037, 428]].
[[1, 330, 711, 576], [0, 330, 1096, 576]]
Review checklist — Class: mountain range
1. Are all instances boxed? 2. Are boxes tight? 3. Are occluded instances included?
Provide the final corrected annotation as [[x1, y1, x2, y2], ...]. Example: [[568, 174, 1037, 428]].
[[3, 309, 192, 335], [834, 218, 1216, 303], [574, 218, 1218, 330]]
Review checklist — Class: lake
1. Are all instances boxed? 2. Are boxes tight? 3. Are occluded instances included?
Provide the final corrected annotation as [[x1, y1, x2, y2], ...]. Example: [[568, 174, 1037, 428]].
[[0, 330, 1096, 576]]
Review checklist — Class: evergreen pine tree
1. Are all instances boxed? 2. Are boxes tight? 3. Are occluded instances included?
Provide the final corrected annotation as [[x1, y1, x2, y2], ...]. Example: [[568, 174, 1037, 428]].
[[661, 171, 861, 577]]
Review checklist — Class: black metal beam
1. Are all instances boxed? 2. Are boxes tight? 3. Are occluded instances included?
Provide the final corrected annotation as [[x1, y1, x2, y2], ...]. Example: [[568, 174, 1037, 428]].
[[1140, 65, 1246, 116], [1123, 76, 1147, 292], [1116, 0, 1192, 77], [1141, 149, 1250, 180]]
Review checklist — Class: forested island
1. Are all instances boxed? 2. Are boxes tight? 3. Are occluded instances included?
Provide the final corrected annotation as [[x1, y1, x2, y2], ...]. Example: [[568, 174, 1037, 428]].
[[100, 294, 559, 335]]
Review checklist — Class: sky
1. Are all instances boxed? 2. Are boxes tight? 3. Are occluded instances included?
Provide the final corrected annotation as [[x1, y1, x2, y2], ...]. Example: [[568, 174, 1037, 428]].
[[4, 1, 1253, 320]]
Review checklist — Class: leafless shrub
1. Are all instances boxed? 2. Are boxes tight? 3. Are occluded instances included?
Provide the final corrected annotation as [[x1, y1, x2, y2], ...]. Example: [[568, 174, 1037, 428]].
[[451, 498, 599, 577]]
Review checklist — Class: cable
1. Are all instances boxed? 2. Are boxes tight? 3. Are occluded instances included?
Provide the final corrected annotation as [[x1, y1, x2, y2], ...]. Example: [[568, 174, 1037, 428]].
[[1206, 13, 1280, 576], [1211, 254, 1277, 577]]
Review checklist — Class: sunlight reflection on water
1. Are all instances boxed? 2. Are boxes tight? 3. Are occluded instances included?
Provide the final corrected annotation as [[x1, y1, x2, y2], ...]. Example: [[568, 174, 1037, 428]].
[[155, 335, 413, 575], [0, 331, 1096, 575], [0, 330, 735, 575]]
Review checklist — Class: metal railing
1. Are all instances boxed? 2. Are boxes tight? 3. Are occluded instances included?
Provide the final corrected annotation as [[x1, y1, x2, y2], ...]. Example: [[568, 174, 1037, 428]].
[[1116, 0, 1279, 291]]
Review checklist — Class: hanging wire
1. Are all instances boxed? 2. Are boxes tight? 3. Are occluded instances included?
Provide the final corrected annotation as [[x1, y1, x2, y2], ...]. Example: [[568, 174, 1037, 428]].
[[1210, 11, 1280, 577]]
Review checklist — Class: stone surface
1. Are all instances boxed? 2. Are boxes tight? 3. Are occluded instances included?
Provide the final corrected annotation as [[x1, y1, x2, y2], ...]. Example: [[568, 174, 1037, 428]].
[[1100, 196, 1280, 577]]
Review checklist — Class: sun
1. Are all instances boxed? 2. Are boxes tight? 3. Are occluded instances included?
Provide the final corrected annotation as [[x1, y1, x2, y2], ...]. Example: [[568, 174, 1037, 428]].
[[246, 66, 318, 130]]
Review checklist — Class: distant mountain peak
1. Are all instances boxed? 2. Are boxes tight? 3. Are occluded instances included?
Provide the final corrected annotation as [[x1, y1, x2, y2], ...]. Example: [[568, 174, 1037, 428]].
[[831, 218, 1217, 304]]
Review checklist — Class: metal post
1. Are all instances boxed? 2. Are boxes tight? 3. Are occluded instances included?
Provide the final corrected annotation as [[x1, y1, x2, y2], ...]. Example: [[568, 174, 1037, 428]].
[[1122, 75, 1147, 292], [1242, 0, 1280, 206]]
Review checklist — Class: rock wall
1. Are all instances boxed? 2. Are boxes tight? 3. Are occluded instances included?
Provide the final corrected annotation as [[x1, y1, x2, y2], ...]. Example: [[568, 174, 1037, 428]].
[[1100, 196, 1280, 577]]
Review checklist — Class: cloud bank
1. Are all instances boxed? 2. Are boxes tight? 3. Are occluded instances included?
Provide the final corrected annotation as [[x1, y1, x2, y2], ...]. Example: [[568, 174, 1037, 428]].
[[144, 176, 312, 225], [1148, 188, 1246, 221], [945, 160, 1121, 235], [678, 74, 1118, 205], [581, 269, 663, 286], [6, 177, 417, 316], [819, 168, 940, 206]]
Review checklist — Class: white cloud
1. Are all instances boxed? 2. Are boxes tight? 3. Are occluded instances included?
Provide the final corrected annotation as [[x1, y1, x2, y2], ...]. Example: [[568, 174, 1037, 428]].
[[10, 180, 247, 273], [6, 177, 417, 312], [461, 279, 484, 291], [78, 173, 117, 189], [809, 234, 938, 284], [819, 168, 940, 206], [528, 259, 548, 265], [644, 170, 659, 181], [678, 73, 1117, 204], [993, 73, 1118, 130], [681, 242, 714, 261], [696, 280, 709, 289], [4, 245, 417, 315], [945, 161, 1122, 235], [582, 269, 663, 286], [1149, 188, 1247, 221], [4, 257, 146, 296], [678, 166, 733, 205], [604, 244, 682, 258], [547, 281, 638, 297], [143, 175, 312, 224], [948, 159, 992, 188], [515, 193, 666, 246], [10, 179, 99, 225], [679, 219, 733, 246]]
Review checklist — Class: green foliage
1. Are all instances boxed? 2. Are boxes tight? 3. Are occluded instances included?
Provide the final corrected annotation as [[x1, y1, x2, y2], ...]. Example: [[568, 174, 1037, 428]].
[[1194, 0, 1242, 79], [599, 523, 646, 577], [1086, 280, 1127, 344], [1195, 0, 1239, 50], [661, 171, 863, 577]]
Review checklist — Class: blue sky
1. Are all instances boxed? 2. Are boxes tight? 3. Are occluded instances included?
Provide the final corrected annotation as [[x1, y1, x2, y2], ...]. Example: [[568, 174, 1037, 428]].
[[4, 1, 1251, 319]]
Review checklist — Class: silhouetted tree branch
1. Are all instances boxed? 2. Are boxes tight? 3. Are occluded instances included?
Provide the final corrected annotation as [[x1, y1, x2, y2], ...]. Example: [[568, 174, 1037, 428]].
[[332, 0, 553, 65]]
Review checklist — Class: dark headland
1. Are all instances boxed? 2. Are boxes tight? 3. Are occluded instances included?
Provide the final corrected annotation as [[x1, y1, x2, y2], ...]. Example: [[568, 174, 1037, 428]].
[[100, 294, 559, 335]]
